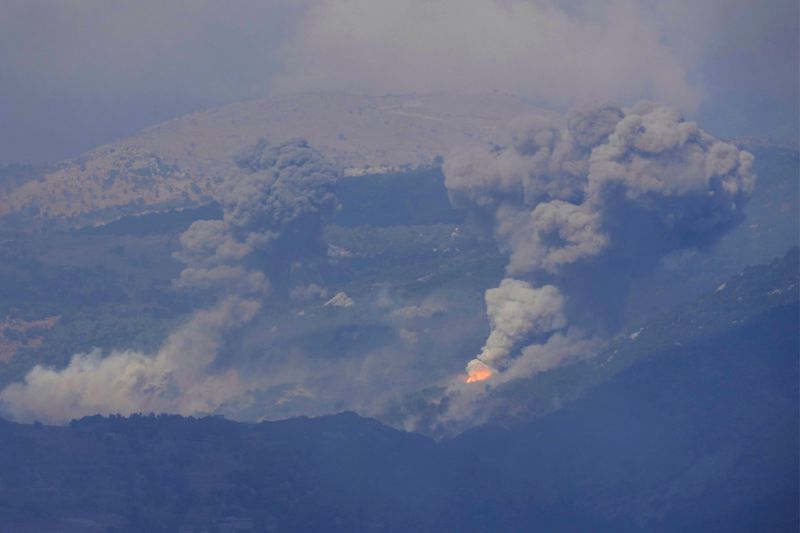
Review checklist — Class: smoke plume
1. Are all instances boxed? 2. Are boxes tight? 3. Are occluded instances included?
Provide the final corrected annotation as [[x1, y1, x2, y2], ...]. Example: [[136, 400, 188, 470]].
[[472, 280, 566, 372], [445, 100, 754, 384], [0, 139, 338, 424], [276, 0, 700, 111]]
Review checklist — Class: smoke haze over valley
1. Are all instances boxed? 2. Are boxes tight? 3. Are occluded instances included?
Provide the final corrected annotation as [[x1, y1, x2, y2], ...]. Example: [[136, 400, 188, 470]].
[[0, 1, 797, 531]]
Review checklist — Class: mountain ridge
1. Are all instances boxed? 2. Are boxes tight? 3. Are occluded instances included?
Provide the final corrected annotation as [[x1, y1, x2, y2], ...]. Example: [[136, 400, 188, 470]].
[[0, 93, 547, 225]]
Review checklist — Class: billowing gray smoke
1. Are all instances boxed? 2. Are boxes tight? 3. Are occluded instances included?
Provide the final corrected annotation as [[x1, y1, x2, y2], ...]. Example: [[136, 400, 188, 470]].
[[0, 139, 338, 424], [467, 279, 566, 380], [177, 138, 338, 292], [444, 101, 754, 382]]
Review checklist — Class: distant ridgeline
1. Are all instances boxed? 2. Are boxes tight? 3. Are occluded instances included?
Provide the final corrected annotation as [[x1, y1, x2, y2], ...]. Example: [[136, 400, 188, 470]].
[[0, 142, 794, 243], [0, 93, 544, 228], [0, 248, 796, 532], [75, 165, 465, 237]]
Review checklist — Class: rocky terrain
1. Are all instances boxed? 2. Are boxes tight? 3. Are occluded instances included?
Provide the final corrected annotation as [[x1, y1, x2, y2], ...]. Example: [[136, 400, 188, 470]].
[[0, 93, 547, 225]]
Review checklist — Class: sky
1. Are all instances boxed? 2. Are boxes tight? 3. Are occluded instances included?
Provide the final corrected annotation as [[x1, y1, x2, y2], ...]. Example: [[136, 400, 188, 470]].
[[0, 0, 797, 165]]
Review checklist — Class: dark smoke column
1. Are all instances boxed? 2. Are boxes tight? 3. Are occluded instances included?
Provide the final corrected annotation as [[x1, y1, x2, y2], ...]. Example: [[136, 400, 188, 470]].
[[444, 101, 754, 383], [0, 139, 340, 424]]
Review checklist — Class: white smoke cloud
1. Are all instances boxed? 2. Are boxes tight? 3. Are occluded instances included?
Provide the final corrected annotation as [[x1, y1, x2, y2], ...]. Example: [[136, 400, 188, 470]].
[[275, 0, 701, 111], [0, 139, 339, 423], [0, 298, 260, 424], [472, 279, 566, 370], [503, 329, 602, 382]]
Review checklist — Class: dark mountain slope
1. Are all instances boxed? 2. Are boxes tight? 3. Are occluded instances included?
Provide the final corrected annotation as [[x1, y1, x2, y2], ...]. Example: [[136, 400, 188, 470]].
[[0, 413, 452, 532], [0, 250, 796, 532], [416, 247, 799, 436], [447, 301, 798, 532]]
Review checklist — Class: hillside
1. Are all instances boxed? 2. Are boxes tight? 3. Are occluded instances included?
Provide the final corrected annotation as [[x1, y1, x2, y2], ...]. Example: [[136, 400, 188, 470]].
[[448, 301, 798, 532], [0, 250, 796, 532], [0, 93, 545, 225], [385, 247, 799, 436], [0, 144, 795, 425]]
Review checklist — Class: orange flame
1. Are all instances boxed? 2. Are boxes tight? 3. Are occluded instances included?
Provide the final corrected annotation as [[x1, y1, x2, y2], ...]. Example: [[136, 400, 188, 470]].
[[466, 366, 493, 383]]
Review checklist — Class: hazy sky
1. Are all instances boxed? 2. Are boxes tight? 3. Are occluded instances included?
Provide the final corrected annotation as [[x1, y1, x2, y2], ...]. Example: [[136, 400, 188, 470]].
[[0, 0, 797, 165]]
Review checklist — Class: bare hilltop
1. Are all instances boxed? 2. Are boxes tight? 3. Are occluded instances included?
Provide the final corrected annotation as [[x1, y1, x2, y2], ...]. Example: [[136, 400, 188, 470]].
[[1, 93, 546, 225]]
